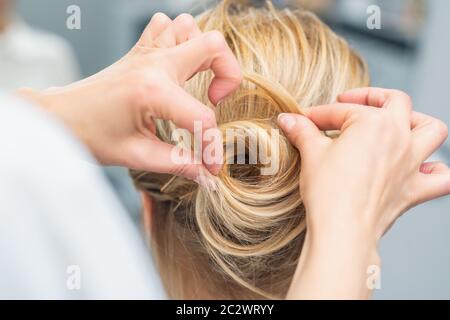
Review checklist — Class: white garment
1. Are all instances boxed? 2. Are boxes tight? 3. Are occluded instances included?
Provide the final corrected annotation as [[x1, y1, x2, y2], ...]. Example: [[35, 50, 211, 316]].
[[0, 94, 165, 299], [0, 19, 80, 91]]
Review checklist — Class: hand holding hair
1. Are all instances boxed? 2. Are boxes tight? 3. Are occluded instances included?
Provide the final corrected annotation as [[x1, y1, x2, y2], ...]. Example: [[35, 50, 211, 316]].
[[278, 87, 449, 299], [18, 13, 242, 183]]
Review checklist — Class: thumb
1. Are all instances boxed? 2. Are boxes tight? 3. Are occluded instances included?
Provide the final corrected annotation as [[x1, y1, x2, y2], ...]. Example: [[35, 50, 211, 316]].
[[126, 137, 215, 189], [277, 113, 328, 158]]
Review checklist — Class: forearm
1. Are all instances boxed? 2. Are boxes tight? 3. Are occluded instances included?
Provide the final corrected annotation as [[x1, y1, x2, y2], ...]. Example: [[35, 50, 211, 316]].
[[287, 222, 380, 300]]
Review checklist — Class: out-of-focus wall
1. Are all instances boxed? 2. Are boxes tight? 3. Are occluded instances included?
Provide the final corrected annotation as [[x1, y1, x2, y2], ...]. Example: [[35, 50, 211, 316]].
[[17, 0, 204, 77], [18, 0, 114, 77]]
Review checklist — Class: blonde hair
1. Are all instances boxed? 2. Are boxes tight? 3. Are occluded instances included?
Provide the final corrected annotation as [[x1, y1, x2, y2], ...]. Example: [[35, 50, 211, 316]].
[[131, 0, 369, 299]]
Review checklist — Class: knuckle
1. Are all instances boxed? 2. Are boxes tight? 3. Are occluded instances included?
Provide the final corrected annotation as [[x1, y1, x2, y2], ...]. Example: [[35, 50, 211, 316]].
[[176, 13, 196, 29], [229, 70, 243, 87], [347, 109, 364, 123], [433, 119, 449, 139], [201, 109, 217, 128], [391, 89, 407, 98], [393, 89, 413, 106], [203, 30, 227, 53], [152, 12, 170, 24], [366, 110, 394, 132]]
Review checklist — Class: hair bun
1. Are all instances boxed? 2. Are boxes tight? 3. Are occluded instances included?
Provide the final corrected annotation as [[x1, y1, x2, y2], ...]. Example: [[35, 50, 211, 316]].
[[192, 117, 305, 297]]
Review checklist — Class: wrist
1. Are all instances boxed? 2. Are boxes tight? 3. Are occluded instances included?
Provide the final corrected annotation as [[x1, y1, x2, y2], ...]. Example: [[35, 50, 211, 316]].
[[16, 87, 46, 106], [306, 210, 381, 271], [287, 213, 381, 300], [16, 86, 96, 154], [306, 222, 381, 267], [306, 198, 382, 242], [16, 87, 65, 112]]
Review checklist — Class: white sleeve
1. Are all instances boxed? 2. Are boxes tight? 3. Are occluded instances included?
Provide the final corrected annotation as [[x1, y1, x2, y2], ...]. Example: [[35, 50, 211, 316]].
[[0, 94, 166, 299]]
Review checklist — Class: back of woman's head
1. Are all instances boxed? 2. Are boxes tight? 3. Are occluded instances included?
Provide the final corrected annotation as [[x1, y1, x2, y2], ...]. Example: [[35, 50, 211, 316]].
[[131, 0, 369, 299]]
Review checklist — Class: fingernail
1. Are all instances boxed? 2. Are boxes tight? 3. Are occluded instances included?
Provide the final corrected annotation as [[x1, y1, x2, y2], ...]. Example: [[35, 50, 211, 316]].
[[278, 113, 296, 131]]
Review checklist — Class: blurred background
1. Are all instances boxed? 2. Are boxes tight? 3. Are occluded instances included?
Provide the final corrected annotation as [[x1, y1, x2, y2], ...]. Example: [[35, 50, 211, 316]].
[[2, 0, 449, 299]]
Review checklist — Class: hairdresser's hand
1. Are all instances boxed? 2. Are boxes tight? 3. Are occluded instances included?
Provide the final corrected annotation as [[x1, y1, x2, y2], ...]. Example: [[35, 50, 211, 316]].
[[278, 88, 449, 299], [18, 13, 242, 182], [279, 87, 449, 239]]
